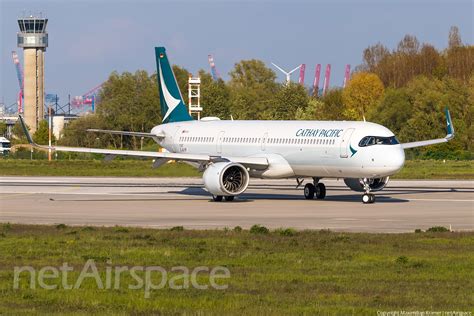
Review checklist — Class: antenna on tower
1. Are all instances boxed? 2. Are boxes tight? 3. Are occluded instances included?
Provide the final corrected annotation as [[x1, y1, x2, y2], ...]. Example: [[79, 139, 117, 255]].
[[271, 63, 301, 85]]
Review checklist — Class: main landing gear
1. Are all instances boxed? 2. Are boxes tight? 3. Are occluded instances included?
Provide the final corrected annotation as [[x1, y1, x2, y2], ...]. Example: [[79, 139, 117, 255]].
[[361, 178, 375, 204], [212, 195, 235, 202], [303, 178, 326, 200]]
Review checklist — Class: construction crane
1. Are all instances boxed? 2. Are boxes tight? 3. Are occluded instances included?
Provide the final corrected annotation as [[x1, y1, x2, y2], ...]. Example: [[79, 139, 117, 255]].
[[312, 64, 322, 97], [298, 64, 306, 86], [208, 54, 221, 81], [11, 51, 24, 113], [343, 64, 351, 88], [71, 83, 103, 113], [322, 64, 331, 96], [11, 51, 23, 95]]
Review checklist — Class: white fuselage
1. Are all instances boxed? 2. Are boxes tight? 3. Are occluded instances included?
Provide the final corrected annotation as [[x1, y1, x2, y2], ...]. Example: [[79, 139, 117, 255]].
[[152, 119, 405, 179]]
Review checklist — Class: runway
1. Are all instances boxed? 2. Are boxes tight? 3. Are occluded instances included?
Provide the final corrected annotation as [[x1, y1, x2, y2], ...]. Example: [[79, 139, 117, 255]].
[[0, 176, 472, 232]]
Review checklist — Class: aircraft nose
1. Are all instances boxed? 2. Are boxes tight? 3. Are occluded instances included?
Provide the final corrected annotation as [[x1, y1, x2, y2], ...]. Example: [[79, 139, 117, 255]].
[[388, 146, 405, 174]]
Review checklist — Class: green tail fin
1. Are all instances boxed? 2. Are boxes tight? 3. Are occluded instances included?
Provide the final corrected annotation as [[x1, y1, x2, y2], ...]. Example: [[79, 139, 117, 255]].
[[155, 47, 193, 124]]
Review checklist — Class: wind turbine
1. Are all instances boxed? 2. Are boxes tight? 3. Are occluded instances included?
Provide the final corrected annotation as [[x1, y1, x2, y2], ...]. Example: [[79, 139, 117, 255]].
[[271, 63, 301, 85]]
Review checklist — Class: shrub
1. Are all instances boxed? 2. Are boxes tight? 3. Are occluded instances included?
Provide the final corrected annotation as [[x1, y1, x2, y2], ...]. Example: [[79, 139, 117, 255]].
[[427, 226, 450, 232], [331, 235, 350, 242], [319, 229, 332, 234], [2, 223, 12, 231], [414, 229, 422, 233], [250, 224, 269, 235], [114, 227, 129, 233], [396, 256, 409, 264], [233, 226, 243, 233], [278, 228, 297, 237], [81, 226, 96, 232], [170, 226, 184, 232], [56, 224, 67, 230]]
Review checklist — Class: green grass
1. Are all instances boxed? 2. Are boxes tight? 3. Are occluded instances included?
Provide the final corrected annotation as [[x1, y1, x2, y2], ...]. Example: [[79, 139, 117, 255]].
[[392, 160, 474, 180], [0, 224, 473, 314], [0, 158, 472, 179], [0, 159, 201, 177]]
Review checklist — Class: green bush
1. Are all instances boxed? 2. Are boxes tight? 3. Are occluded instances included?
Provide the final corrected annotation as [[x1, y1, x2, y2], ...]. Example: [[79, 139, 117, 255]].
[[233, 226, 243, 233], [396, 256, 409, 264], [170, 226, 184, 232], [55, 224, 67, 230], [81, 226, 96, 232], [114, 227, 130, 233], [250, 224, 269, 235], [427, 226, 450, 232], [2, 223, 12, 232], [277, 228, 297, 237]]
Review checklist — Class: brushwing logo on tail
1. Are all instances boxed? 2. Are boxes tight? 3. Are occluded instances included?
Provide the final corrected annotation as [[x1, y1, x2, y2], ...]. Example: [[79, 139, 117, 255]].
[[159, 59, 181, 122]]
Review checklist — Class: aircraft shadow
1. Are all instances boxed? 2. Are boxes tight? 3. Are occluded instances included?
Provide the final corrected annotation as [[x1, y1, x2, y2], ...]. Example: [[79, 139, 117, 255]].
[[51, 186, 460, 204], [175, 188, 408, 203]]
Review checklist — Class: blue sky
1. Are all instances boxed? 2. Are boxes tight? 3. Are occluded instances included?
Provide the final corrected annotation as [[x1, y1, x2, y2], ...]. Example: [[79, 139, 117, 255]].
[[1, 0, 472, 109]]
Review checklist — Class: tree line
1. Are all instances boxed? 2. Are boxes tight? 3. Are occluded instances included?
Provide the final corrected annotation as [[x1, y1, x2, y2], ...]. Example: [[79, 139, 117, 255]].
[[18, 26, 472, 159]]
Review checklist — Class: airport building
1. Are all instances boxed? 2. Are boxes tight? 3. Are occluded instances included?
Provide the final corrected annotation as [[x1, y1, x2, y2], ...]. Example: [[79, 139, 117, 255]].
[[17, 15, 48, 133]]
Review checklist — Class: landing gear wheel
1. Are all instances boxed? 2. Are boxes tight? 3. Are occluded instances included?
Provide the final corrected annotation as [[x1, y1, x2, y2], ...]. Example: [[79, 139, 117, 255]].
[[362, 194, 370, 204], [362, 194, 375, 204], [212, 195, 223, 202], [224, 196, 235, 202], [315, 183, 326, 200], [369, 194, 375, 203], [304, 183, 315, 199]]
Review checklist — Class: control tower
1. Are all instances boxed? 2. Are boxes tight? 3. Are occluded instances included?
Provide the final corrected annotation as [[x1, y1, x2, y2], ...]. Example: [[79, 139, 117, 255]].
[[17, 15, 48, 132]]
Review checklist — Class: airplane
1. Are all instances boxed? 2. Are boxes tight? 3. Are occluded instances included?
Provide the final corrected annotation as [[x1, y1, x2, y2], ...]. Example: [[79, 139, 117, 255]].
[[19, 46, 455, 204]]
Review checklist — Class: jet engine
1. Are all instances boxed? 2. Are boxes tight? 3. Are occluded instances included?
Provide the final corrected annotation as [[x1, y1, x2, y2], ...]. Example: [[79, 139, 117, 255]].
[[344, 177, 389, 192], [203, 162, 250, 196]]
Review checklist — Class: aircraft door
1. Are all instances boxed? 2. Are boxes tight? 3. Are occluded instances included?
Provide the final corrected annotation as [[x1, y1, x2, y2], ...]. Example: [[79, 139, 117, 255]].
[[340, 128, 355, 158], [172, 126, 181, 152], [217, 131, 225, 154], [261, 132, 268, 151]]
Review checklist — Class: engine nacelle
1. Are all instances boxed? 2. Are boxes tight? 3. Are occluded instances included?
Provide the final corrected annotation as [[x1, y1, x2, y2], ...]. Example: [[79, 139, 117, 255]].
[[203, 162, 250, 196], [344, 177, 389, 192]]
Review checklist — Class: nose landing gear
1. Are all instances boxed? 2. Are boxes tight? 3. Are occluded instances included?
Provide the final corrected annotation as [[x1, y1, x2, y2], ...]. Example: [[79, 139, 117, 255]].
[[362, 193, 375, 204], [361, 178, 376, 204]]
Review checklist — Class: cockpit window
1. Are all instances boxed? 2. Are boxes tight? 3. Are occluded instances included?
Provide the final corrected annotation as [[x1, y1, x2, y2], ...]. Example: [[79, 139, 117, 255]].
[[359, 136, 399, 147]]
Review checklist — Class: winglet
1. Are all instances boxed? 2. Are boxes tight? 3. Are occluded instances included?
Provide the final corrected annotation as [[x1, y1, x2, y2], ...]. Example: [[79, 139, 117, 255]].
[[445, 107, 454, 140], [18, 115, 37, 146]]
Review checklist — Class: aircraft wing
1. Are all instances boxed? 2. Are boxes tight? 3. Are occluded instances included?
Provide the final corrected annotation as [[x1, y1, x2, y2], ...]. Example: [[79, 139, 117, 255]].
[[87, 129, 164, 138], [18, 115, 268, 170], [87, 129, 164, 142], [401, 107, 455, 149]]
